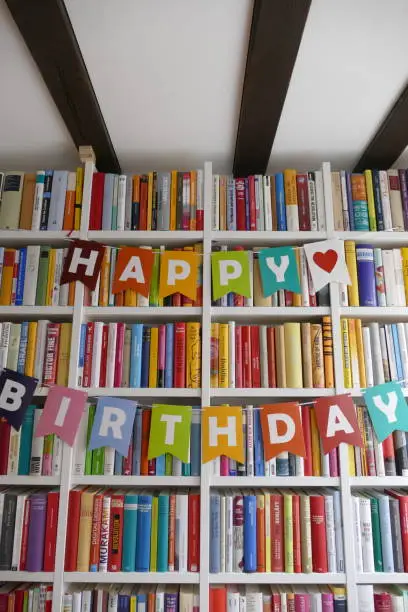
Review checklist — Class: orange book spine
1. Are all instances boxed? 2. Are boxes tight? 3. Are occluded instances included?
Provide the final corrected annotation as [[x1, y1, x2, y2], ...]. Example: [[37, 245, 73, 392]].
[[98, 248, 110, 307], [140, 409, 151, 475], [322, 316, 334, 388], [168, 493, 176, 571], [89, 492, 103, 571], [0, 249, 15, 305], [68, 282, 76, 306], [63, 173, 76, 230]]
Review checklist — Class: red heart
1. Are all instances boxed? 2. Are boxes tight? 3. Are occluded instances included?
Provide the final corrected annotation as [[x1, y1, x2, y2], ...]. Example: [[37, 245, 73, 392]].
[[313, 249, 338, 273]]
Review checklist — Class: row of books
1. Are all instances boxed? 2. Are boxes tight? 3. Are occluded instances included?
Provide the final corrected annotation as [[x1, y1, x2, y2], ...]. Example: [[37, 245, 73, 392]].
[[0, 247, 75, 306], [209, 489, 343, 574], [65, 487, 200, 573], [78, 322, 201, 389], [210, 585, 347, 611], [64, 585, 199, 612], [210, 320, 334, 389], [342, 319, 408, 388], [90, 170, 204, 231], [358, 584, 408, 610], [0, 489, 58, 571], [211, 171, 326, 231], [352, 489, 408, 573], [0, 321, 71, 386], [0, 583, 53, 611], [0, 169, 83, 231], [73, 405, 201, 477], [344, 242, 408, 307]]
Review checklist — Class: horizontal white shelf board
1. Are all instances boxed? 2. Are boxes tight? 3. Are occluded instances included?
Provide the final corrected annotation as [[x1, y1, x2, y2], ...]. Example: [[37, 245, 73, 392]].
[[72, 476, 200, 486], [211, 388, 335, 398], [65, 572, 200, 584], [209, 572, 346, 584], [88, 230, 203, 246], [0, 231, 79, 246], [0, 571, 54, 582], [83, 387, 201, 398], [333, 230, 408, 246], [213, 231, 324, 246], [0, 476, 60, 486], [340, 306, 408, 320], [357, 573, 408, 584], [0, 306, 73, 318], [350, 476, 408, 487], [211, 307, 330, 320], [211, 477, 339, 488], [84, 306, 201, 320]]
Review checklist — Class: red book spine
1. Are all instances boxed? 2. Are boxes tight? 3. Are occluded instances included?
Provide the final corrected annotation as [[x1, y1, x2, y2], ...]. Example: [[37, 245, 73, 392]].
[[82, 322, 94, 388], [292, 494, 301, 572], [19, 497, 31, 570], [123, 440, 133, 476], [174, 322, 186, 387], [308, 267, 317, 306], [147, 456, 156, 476], [235, 325, 243, 388], [382, 434, 396, 474], [0, 418, 10, 475], [99, 324, 109, 387], [373, 593, 392, 611], [64, 489, 82, 570], [235, 178, 246, 230], [310, 495, 328, 572], [285, 290, 293, 306], [89, 172, 104, 230], [108, 494, 124, 571], [14, 590, 24, 612], [271, 494, 284, 572], [140, 409, 151, 476], [11, 250, 19, 305], [272, 593, 281, 612], [250, 326, 260, 388], [188, 493, 200, 572], [138, 176, 148, 231], [114, 322, 125, 387], [45, 586, 53, 612], [296, 173, 311, 230], [301, 406, 313, 476], [386, 491, 408, 571], [248, 175, 257, 230], [89, 493, 103, 571], [266, 327, 277, 388], [209, 587, 227, 612], [42, 323, 61, 385], [43, 491, 59, 571], [242, 325, 252, 388]]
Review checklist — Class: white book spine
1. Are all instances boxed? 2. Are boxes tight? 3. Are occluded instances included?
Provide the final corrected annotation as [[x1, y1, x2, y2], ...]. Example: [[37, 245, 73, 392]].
[[176, 493, 188, 572], [314, 170, 326, 231], [103, 447, 115, 476], [52, 434, 63, 476], [6, 323, 20, 370], [212, 175, 220, 230], [30, 408, 44, 475], [11, 493, 27, 570], [90, 273, 101, 307], [7, 426, 21, 474], [124, 173, 133, 231], [31, 172, 45, 230], [393, 249, 406, 305], [116, 175, 127, 231], [324, 494, 337, 573], [357, 585, 374, 612], [106, 323, 117, 387], [259, 325, 268, 388], [339, 283, 349, 307], [91, 321, 104, 387], [246, 405, 254, 476], [340, 170, 350, 230], [228, 320, 235, 388], [239, 595, 246, 611], [196, 169, 204, 223], [286, 203, 299, 231], [379, 170, 393, 230], [368, 322, 385, 385], [391, 595, 404, 612], [73, 406, 88, 475], [33, 320, 49, 384], [352, 495, 364, 573], [219, 494, 226, 573], [225, 494, 234, 573], [72, 592, 82, 612], [52, 248, 63, 305], [320, 439, 330, 477], [374, 248, 386, 306], [0, 321, 11, 369], [172, 456, 182, 476], [382, 249, 398, 306], [23, 245, 40, 305], [227, 592, 240, 612], [385, 324, 398, 380], [263, 176, 272, 231], [359, 497, 375, 572], [373, 437, 385, 477], [397, 323, 408, 386], [295, 454, 304, 477], [332, 489, 345, 572], [299, 248, 310, 306], [155, 591, 165, 612], [267, 457, 276, 476], [308, 174, 318, 231], [379, 326, 389, 382]]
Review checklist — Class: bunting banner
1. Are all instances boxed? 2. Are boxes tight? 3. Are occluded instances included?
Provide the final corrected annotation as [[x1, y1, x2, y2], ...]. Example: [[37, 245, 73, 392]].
[[60, 238, 105, 291], [88, 397, 137, 456], [258, 246, 301, 297], [111, 246, 154, 296], [148, 404, 192, 463], [34, 385, 88, 446], [211, 251, 251, 300], [260, 402, 306, 461], [314, 394, 363, 454], [158, 251, 199, 301], [0, 368, 38, 431], [363, 381, 408, 442], [202, 406, 244, 463], [303, 239, 351, 292]]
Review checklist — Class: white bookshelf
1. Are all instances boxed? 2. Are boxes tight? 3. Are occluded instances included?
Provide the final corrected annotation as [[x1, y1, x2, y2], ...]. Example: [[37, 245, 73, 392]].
[[1, 157, 408, 609]]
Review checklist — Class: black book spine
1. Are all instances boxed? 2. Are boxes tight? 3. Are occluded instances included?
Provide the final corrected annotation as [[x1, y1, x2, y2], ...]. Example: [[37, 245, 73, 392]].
[[0, 493, 17, 570]]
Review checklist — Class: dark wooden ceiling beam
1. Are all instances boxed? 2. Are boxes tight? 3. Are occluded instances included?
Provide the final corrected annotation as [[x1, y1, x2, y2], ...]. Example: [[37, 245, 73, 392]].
[[354, 83, 408, 171], [233, 0, 311, 177], [5, 0, 121, 173]]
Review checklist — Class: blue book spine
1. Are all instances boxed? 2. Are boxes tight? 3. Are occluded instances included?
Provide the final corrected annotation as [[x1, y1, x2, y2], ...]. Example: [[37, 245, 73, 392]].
[[135, 494, 152, 571], [243, 494, 257, 572], [190, 411, 201, 476], [18, 404, 35, 475], [356, 244, 377, 306], [157, 494, 169, 571], [140, 327, 151, 388], [17, 322, 28, 374], [15, 248, 26, 305], [253, 408, 265, 476], [114, 451, 122, 475], [288, 453, 296, 476], [392, 324, 403, 382], [210, 494, 221, 573], [276, 452, 290, 477], [182, 461, 191, 476], [275, 173, 287, 230], [78, 323, 87, 385], [102, 174, 114, 230], [130, 324, 143, 387], [155, 454, 165, 476], [244, 178, 250, 231], [122, 494, 138, 571], [372, 170, 385, 231], [345, 172, 355, 231], [229, 459, 237, 477], [165, 323, 174, 388], [132, 407, 142, 476], [136, 595, 146, 608]]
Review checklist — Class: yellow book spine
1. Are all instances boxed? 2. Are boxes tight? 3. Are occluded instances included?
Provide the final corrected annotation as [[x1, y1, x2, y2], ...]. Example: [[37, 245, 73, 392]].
[[150, 496, 158, 571], [218, 323, 229, 388], [124, 289, 137, 307], [46, 249, 56, 306], [186, 322, 201, 388], [364, 169, 377, 231], [310, 408, 321, 476], [0, 249, 14, 305], [283, 493, 294, 572], [57, 322, 72, 386], [344, 241, 359, 306], [283, 322, 302, 388], [322, 316, 334, 388], [402, 248, 408, 305], [25, 321, 38, 376], [170, 170, 177, 231], [263, 491, 271, 572], [149, 327, 159, 388], [43, 433, 54, 459], [341, 318, 353, 388], [292, 250, 302, 306], [76, 491, 95, 571], [130, 596, 137, 612], [311, 324, 324, 388], [355, 319, 366, 388], [347, 319, 360, 388], [74, 167, 83, 230], [190, 170, 197, 230], [99, 247, 110, 307], [147, 171, 153, 230], [283, 169, 298, 230], [211, 323, 219, 387]]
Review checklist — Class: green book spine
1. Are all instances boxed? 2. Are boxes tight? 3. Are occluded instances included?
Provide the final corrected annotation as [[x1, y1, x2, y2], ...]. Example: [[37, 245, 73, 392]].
[[149, 250, 160, 306], [370, 496, 383, 572], [92, 447, 105, 475], [284, 493, 294, 573], [35, 246, 50, 305], [165, 453, 172, 476], [85, 405, 95, 475], [182, 461, 190, 476]]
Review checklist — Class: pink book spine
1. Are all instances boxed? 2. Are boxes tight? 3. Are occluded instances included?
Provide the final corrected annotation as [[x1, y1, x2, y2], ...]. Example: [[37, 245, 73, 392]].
[[122, 440, 133, 476], [148, 457, 156, 476], [114, 323, 125, 387], [235, 325, 243, 388], [42, 443, 53, 476], [329, 448, 339, 477], [220, 456, 229, 476], [295, 594, 311, 612], [321, 593, 334, 611]]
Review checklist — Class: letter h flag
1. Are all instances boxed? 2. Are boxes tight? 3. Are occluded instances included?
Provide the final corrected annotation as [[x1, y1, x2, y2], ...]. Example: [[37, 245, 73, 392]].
[[60, 239, 105, 291]]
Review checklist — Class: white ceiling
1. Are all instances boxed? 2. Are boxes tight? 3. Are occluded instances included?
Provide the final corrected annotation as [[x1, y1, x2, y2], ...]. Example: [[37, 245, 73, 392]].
[[1, 0, 408, 173]]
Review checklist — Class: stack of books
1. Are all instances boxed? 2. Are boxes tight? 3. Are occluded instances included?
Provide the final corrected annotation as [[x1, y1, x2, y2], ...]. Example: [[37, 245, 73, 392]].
[[211, 170, 326, 231], [344, 241, 408, 307], [0, 320, 71, 386], [211, 319, 334, 389], [78, 321, 201, 389], [85, 244, 203, 307], [0, 489, 59, 571], [214, 405, 339, 478], [89, 170, 204, 231], [0, 584, 53, 610], [211, 247, 329, 308], [210, 489, 344, 574], [64, 585, 199, 611], [73, 405, 201, 477], [65, 488, 200, 573], [0, 246, 75, 307], [0, 169, 83, 231], [358, 585, 408, 610], [341, 319, 408, 388], [210, 585, 347, 611], [0, 406, 64, 476], [352, 489, 408, 573]]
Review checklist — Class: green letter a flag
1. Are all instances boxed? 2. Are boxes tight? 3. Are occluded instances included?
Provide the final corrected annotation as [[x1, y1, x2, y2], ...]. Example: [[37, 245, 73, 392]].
[[258, 246, 301, 297], [211, 250, 251, 301], [148, 404, 192, 463], [363, 381, 408, 442]]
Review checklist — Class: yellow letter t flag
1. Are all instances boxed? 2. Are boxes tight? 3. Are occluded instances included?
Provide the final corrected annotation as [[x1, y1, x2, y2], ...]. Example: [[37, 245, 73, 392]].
[[158, 250, 199, 301], [202, 406, 244, 463]]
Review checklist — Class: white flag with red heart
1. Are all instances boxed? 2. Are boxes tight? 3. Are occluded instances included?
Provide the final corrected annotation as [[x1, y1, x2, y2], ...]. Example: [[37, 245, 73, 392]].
[[303, 239, 351, 292]]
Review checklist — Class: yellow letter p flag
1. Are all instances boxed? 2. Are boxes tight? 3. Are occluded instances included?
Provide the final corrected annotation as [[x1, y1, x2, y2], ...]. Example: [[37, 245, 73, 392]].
[[202, 406, 244, 463]]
